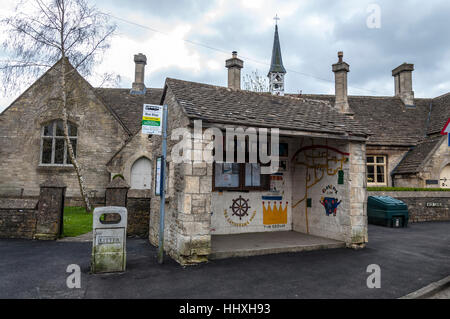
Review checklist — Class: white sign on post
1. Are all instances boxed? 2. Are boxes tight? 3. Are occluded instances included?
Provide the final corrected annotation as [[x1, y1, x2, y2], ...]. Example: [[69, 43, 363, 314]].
[[142, 104, 163, 135], [155, 157, 162, 196]]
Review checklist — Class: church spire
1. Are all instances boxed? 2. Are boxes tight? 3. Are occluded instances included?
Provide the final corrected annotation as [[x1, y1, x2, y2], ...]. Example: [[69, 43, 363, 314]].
[[268, 15, 286, 96]]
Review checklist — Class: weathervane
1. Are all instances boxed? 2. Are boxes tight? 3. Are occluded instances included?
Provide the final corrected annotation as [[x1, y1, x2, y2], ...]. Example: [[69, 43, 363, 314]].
[[274, 14, 280, 25]]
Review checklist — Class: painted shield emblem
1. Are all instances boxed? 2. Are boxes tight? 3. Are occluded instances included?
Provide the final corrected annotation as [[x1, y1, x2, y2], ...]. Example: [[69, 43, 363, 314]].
[[320, 197, 341, 216]]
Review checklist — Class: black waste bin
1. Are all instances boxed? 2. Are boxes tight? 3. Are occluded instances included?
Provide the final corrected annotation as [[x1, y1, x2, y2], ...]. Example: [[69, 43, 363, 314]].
[[367, 196, 409, 228]]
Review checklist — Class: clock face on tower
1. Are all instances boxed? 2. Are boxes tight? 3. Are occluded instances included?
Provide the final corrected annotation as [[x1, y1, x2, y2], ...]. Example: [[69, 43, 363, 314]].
[[270, 72, 284, 96]]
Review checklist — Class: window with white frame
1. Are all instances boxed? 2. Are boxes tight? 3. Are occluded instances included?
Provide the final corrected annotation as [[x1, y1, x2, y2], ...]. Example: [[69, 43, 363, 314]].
[[40, 120, 77, 165], [367, 155, 387, 186]]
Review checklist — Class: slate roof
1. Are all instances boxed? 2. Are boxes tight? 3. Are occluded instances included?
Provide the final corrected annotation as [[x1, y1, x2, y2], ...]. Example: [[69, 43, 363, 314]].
[[295, 94, 432, 146], [428, 93, 450, 135], [94, 88, 163, 134], [165, 78, 368, 138], [393, 135, 444, 174]]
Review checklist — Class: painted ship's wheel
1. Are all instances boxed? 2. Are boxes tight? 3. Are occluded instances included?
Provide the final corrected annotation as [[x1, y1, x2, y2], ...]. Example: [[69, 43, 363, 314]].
[[230, 196, 251, 220]]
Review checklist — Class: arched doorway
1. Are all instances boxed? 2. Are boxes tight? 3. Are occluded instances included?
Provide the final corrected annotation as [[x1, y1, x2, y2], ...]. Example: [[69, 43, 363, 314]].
[[440, 164, 450, 188], [131, 157, 151, 189]]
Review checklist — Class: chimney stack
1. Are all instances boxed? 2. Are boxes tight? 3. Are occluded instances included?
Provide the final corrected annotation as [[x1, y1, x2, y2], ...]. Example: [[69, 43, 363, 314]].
[[332, 51, 352, 115], [225, 51, 243, 90], [392, 63, 414, 106], [131, 53, 147, 94]]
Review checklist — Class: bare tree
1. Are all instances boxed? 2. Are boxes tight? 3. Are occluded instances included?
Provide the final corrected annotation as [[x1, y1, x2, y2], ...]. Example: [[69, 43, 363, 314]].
[[0, 0, 117, 212], [243, 69, 269, 93]]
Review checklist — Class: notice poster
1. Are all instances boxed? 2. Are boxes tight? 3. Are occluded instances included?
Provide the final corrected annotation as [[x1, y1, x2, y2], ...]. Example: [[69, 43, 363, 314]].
[[155, 157, 162, 196], [142, 104, 163, 135]]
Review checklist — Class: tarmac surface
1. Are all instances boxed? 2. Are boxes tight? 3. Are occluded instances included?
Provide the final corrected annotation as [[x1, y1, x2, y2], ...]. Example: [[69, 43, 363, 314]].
[[0, 222, 449, 299]]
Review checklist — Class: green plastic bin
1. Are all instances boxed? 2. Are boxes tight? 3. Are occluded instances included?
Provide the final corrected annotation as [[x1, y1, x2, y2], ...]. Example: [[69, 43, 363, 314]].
[[367, 196, 409, 228]]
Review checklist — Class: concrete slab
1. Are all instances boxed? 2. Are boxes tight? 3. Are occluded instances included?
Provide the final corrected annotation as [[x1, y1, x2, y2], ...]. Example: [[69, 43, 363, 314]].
[[210, 231, 346, 259], [58, 231, 93, 242], [400, 275, 450, 299]]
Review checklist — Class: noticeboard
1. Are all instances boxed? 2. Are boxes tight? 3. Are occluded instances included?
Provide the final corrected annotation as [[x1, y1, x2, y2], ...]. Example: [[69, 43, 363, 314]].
[[142, 104, 163, 135]]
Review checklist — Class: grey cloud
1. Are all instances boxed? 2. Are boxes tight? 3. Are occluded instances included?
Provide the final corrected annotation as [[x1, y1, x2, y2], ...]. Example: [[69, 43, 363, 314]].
[[2, 0, 450, 112]]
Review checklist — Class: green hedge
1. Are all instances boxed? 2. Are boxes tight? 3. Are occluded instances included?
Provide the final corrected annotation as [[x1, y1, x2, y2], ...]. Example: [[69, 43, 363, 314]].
[[368, 187, 450, 192]]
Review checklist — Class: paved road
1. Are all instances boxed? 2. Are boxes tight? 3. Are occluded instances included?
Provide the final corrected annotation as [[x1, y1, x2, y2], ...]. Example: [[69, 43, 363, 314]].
[[0, 222, 449, 299]]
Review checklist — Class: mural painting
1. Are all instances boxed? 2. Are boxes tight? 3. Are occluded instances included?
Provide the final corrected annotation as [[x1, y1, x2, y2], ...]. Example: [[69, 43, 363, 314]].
[[224, 195, 257, 227], [262, 196, 288, 227], [320, 185, 341, 216], [270, 173, 285, 194], [292, 141, 349, 233]]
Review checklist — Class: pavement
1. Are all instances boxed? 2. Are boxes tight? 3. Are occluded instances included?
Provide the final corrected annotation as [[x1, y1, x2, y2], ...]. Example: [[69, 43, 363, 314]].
[[58, 231, 93, 242], [0, 222, 449, 299], [428, 285, 450, 299], [210, 231, 345, 259]]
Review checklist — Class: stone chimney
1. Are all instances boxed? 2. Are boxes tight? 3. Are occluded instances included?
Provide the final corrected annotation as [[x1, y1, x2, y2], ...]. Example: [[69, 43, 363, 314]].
[[392, 63, 414, 106], [225, 51, 243, 90], [332, 51, 352, 114], [131, 53, 147, 94]]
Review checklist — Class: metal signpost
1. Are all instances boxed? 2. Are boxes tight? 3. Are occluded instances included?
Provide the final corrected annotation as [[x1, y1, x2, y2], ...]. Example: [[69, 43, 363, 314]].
[[142, 104, 168, 264]]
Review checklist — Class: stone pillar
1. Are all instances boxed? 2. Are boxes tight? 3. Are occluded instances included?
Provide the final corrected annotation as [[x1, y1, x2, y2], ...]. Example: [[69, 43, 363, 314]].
[[34, 178, 66, 240], [105, 178, 130, 207], [348, 141, 368, 248], [131, 53, 147, 93], [332, 51, 353, 115], [225, 51, 244, 90], [172, 132, 213, 265], [126, 189, 151, 238], [392, 63, 415, 106]]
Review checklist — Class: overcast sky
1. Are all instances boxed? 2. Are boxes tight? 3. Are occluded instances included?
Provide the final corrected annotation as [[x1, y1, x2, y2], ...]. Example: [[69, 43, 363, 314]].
[[1, 0, 450, 112]]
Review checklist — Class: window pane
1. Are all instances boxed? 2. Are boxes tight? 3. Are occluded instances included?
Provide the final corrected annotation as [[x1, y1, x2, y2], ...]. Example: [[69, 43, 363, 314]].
[[245, 163, 261, 187], [54, 138, 65, 164], [367, 156, 374, 163], [55, 121, 64, 137], [214, 163, 239, 188], [42, 138, 53, 164], [376, 156, 385, 164], [377, 166, 385, 183], [367, 165, 375, 183], [67, 139, 77, 165], [68, 124, 77, 137], [44, 123, 53, 136]]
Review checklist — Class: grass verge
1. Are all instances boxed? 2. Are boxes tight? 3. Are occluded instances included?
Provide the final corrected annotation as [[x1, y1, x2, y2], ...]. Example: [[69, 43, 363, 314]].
[[63, 206, 93, 238]]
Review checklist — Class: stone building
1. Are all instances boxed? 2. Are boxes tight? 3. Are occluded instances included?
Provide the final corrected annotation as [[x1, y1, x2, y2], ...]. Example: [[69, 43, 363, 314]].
[[0, 23, 449, 265], [0, 54, 162, 203], [300, 64, 450, 189]]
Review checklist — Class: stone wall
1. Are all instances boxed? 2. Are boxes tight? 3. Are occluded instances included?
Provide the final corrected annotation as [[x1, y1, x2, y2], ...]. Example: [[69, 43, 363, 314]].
[[368, 191, 450, 222], [127, 189, 151, 238], [0, 199, 38, 239], [0, 179, 66, 240]]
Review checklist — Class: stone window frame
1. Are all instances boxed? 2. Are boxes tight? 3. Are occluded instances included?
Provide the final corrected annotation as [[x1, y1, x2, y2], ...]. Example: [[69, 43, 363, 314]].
[[367, 155, 387, 186], [212, 162, 271, 192], [211, 135, 279, 192], [39, 120, 78, 167]]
